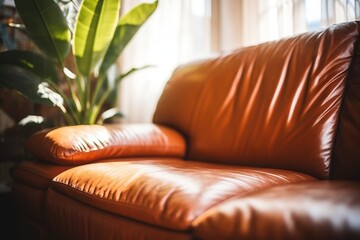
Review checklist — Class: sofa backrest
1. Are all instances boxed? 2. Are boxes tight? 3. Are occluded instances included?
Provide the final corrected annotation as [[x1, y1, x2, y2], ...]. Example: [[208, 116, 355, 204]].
[[153, 21, 360, 180]]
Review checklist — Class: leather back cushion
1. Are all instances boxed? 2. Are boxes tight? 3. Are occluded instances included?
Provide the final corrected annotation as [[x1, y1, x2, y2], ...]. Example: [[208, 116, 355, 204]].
[[153, 21, 360, 179]]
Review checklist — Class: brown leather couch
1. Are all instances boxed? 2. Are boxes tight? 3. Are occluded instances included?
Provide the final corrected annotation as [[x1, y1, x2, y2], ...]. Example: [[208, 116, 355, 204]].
[[11, 21, 360, 240]]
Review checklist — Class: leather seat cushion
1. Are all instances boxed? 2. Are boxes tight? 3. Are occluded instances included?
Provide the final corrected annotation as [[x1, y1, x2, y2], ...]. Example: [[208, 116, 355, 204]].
[[50, 159, 316, 231], [193, 181, 360, 240]]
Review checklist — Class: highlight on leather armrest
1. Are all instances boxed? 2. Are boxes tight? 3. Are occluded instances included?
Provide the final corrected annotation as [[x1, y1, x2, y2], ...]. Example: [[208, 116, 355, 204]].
[[25, 124, 186, 165]]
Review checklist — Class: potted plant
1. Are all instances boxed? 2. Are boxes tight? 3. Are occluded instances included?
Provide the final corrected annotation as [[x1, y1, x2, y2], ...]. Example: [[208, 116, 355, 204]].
[[0, 0, 158, 125]]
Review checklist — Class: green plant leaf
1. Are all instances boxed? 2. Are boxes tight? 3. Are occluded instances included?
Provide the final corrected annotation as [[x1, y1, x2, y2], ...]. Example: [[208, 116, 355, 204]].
[[14, 0, 71, 62], [0, 50, 60, 84], [0, 64, 64, 107], [114, 65, 154, 85], [97, 107, 124, 124], [99, 0, 158, 75], [74, 0, 121, 77]]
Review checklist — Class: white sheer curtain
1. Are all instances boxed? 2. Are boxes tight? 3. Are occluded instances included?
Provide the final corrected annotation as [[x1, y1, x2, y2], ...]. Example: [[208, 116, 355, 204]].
[[215, 0, 360, 49], [117, 0, 360, 123], [322, 0, 360, 25], [210, 0, 307, 52], [117, 0, 212, 123]]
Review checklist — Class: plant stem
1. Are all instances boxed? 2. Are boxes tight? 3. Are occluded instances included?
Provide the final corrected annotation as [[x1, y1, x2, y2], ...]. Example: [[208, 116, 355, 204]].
[[82, 74, 92, 124], [63, 112, 76, 125], [91, 74, 106, 107], [89, 73, 106, 120], [56, 58, 83, 124], [62, 67, 81, 112], [77, 74, 87, 122], [47, 81, 81, 125], [89, 88, 111, 124]]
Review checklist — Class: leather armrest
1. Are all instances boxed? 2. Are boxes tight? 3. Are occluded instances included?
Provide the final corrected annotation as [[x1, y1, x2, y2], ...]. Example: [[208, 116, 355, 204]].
[[25, 124, 186, 165], [192, 181, 360, 240]]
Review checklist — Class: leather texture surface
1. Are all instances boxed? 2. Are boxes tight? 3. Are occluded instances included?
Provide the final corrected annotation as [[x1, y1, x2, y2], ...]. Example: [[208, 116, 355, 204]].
[[332, 24, 360, 180], [25, 123, 186, 165], [11, 161, 72, 238], [193, 181, 360, 240], [46, 188, 192, 240], [51, 159, 314, 231], [12, 161, 71, 189], [154, 21, 360, 179]]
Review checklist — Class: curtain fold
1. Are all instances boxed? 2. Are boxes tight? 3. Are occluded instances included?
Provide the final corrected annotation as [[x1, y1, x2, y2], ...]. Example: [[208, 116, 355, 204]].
[[117, 0, 212, 123]]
